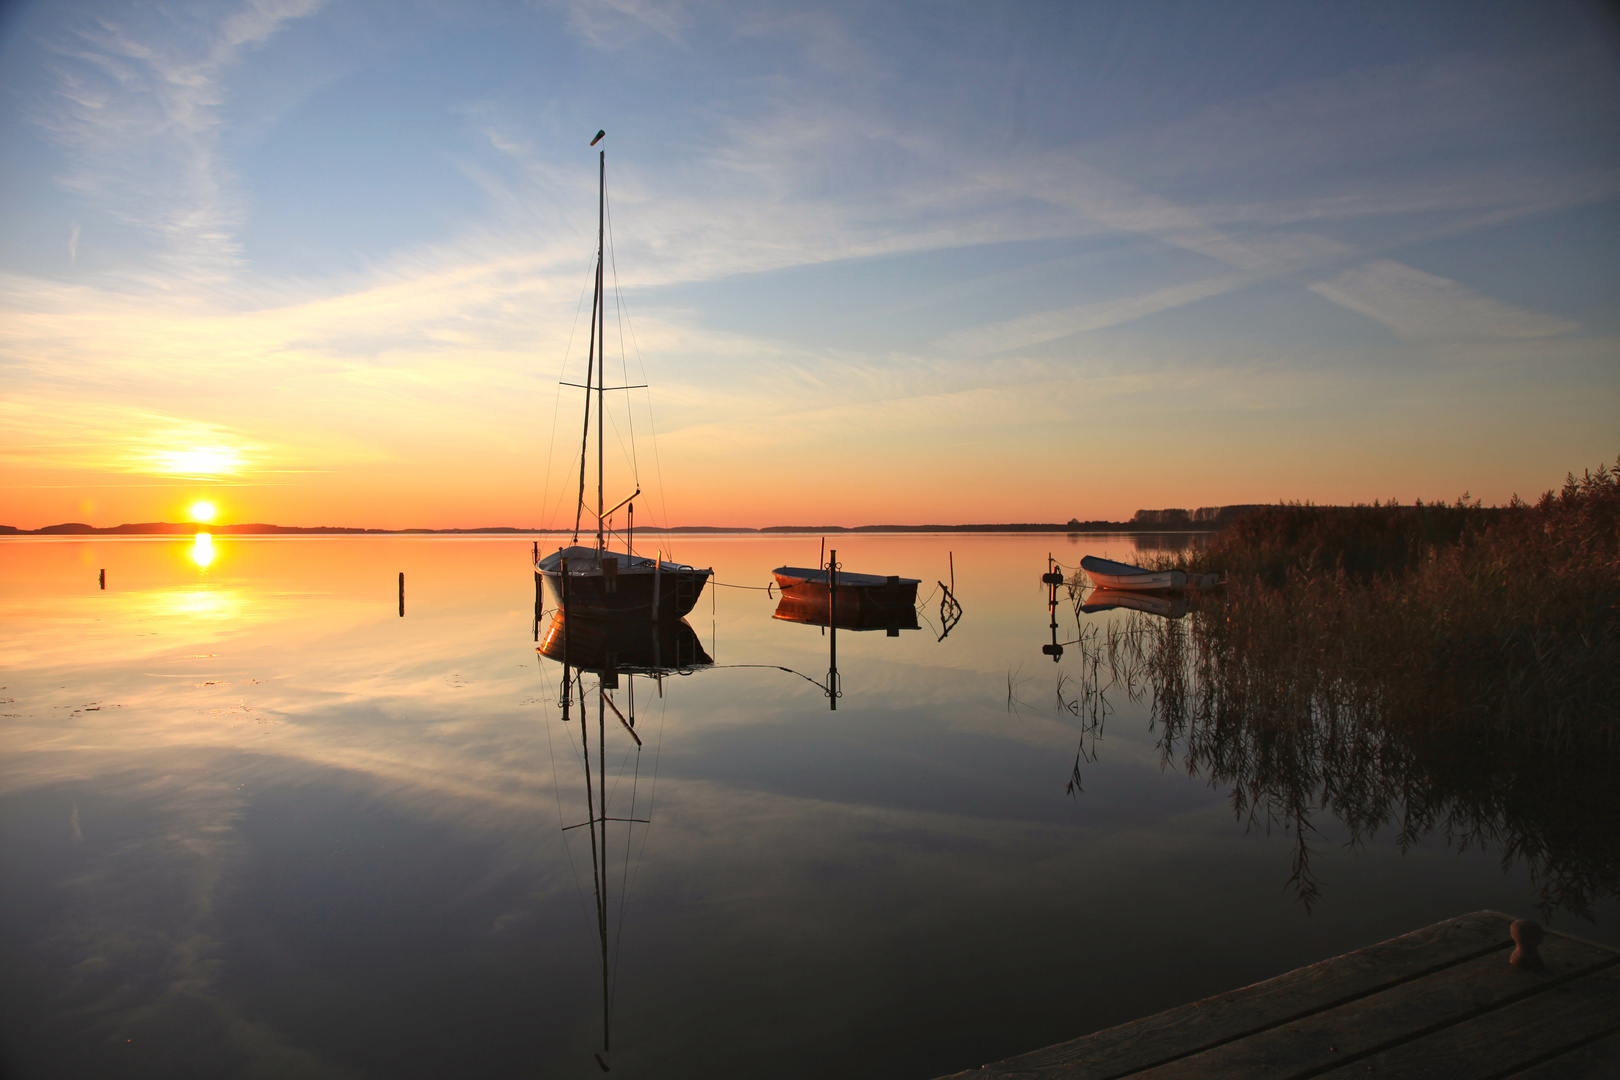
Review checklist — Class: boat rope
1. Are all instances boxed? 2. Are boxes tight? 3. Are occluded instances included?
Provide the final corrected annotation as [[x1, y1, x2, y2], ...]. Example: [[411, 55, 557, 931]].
[[705, 663, 833, 694], [708, 579, 776, 593]]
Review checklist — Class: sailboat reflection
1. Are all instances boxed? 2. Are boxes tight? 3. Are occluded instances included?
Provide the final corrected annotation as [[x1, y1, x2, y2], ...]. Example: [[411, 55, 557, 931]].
[[540, 610, 713, 676], [537, 612, 710, 1071]]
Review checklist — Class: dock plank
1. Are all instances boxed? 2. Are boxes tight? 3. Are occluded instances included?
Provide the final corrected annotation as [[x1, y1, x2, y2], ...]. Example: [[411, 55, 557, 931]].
[[1504, 1030, 1620, 1078], [1314, 963, 1620, 1080], [1130, 937, 1618, 1079], [936, 912, 1516, 1080]]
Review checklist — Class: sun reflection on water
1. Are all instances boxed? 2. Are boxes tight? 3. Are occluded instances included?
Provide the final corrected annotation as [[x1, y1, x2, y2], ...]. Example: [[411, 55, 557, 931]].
[[191, 532, 214, 568]]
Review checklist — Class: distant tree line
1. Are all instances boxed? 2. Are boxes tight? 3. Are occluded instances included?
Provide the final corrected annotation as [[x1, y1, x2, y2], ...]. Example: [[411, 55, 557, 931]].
[[1125, 505, 1268, 527]]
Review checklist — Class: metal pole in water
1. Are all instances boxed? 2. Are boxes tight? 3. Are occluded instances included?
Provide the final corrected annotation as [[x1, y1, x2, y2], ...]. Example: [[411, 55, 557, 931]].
[[398, 572, 404, 617], [828, 549, 837, 711]]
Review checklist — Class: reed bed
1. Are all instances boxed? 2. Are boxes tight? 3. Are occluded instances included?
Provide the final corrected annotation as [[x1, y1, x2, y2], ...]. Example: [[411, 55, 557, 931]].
[[1163, 455, 1620, 753], [1055, 456, 1619, 918]]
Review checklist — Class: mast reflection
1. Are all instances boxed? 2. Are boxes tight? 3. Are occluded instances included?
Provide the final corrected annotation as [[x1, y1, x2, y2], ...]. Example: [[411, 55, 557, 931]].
[[538, 611, 710, 1071]]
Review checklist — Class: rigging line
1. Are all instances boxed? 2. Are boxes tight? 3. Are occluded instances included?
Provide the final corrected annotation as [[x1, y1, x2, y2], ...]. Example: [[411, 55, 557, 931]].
[[573, 250, 603, 544], [616, 687, 666, 1007], [602, 735, 639, 820], [604, 188, 642, 489], [608, 703, 644, 1014], [578, 673, 608, 950], [539, 258, 600, 532], [599, 392, 640, 483], [539, 655, 596, 936], [605, 197, 671, 533]]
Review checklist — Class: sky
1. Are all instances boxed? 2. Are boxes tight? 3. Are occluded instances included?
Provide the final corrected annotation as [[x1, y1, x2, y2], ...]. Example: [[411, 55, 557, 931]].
[[1, 0, 1617, 530]]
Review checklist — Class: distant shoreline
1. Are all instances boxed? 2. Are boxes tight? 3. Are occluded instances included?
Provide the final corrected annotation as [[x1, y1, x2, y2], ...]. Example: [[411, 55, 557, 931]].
[[0, 520, 1220, 536]]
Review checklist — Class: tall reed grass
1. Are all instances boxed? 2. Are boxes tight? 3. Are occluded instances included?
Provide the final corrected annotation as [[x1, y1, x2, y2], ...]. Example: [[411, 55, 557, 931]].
[[1053, 456, 1619, 917], [1162, 455, 1620, 752]]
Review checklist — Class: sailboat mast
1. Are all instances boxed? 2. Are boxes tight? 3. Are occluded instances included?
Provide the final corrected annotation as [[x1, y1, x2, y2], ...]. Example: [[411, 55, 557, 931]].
[[596, 148, 606, 558]]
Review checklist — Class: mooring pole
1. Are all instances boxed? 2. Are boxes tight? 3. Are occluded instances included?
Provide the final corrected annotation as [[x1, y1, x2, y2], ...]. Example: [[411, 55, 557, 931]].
[[398, 572, 404, 617], [99, 569, 105, 590], [828, 549, 838, 711], [559, 551, 572, 717]]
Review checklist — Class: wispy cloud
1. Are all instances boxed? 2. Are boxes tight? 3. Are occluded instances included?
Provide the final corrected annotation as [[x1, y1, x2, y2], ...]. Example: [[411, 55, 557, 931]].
[[35, 0, 326, 283], [1309, 260, 1578, 341], [936, 274, 1251, 356], [556, 0, 693, 50]]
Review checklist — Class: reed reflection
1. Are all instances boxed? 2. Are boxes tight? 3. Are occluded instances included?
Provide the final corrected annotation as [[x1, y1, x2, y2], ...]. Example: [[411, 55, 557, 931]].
[[1048, 587, 1619, 922]]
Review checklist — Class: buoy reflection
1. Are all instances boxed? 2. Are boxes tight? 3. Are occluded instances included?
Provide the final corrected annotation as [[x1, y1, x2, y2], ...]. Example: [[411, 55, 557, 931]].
[[191, 532, 214, 568]]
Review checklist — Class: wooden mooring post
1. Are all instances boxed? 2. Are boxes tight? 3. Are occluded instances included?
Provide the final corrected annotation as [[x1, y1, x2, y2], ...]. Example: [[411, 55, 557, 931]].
[[398, 572, 404, 617], [934, 911, 1619, 1079]]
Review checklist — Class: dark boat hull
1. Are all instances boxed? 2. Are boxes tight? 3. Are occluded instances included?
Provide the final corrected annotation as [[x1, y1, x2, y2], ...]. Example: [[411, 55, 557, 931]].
[[540, 565, 711, 619], [539, 611, 712, 674]]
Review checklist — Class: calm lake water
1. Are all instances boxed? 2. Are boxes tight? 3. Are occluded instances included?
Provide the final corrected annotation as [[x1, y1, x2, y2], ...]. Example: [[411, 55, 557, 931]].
[[2, 534, 1614, 1079]]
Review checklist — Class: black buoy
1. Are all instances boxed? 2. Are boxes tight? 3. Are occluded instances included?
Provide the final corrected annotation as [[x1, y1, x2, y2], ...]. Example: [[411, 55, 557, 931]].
[[1042, 571, 1065, 585]]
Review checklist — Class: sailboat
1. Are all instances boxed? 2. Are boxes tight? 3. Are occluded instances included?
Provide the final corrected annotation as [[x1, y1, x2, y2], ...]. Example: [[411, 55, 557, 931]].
[[537, 130, 712, 619]]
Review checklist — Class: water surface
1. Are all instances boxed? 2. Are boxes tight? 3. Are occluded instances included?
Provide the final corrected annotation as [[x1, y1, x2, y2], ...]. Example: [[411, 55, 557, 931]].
[[1, 534, 1612, 1079]]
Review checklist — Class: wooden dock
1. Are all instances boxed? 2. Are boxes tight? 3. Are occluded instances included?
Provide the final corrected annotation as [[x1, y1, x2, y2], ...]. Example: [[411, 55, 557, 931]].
[[936, 911, 1618, 1079]]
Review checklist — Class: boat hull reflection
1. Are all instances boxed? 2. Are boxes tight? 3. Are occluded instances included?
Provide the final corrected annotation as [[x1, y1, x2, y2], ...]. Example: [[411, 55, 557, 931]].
[[773, 592, 920, 634], [1081, 588, 1188, 620], [540, 611, 713, 674]]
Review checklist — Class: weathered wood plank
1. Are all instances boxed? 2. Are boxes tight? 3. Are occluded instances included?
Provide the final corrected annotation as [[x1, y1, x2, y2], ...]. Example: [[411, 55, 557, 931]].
[[934, 912, 1516, 1080], [1313, 963, 1620, 1080], [1503, 1030, 1620, 1079], [1129, 936, 1617, 1079]]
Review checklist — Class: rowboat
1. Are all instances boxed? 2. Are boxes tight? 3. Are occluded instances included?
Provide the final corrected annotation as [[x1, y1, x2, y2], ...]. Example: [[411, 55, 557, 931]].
[[1079, 555, 1219, 592], [772, 566, 920, 611]]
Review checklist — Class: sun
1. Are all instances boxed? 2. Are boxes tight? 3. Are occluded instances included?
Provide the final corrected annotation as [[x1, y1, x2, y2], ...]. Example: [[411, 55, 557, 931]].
[[189, 500, 216, 523]]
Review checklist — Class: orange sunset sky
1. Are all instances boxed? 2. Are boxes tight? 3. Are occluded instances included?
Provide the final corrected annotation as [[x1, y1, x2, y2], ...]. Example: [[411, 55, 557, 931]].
[[2, 2, 1617, 530]]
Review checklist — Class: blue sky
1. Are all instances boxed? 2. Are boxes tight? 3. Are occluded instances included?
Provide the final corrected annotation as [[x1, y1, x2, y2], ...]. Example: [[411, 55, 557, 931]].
[[1, 0, 1617, 527]]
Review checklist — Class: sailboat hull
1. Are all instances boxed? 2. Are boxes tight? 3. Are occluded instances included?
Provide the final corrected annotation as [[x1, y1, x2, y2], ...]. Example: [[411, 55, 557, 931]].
[[540, 570, 710, 619], [537, 546, 711, 619]]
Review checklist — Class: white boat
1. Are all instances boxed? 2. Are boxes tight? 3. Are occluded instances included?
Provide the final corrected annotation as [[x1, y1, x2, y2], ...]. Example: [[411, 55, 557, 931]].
[[1079, 555, 1220, 593]]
